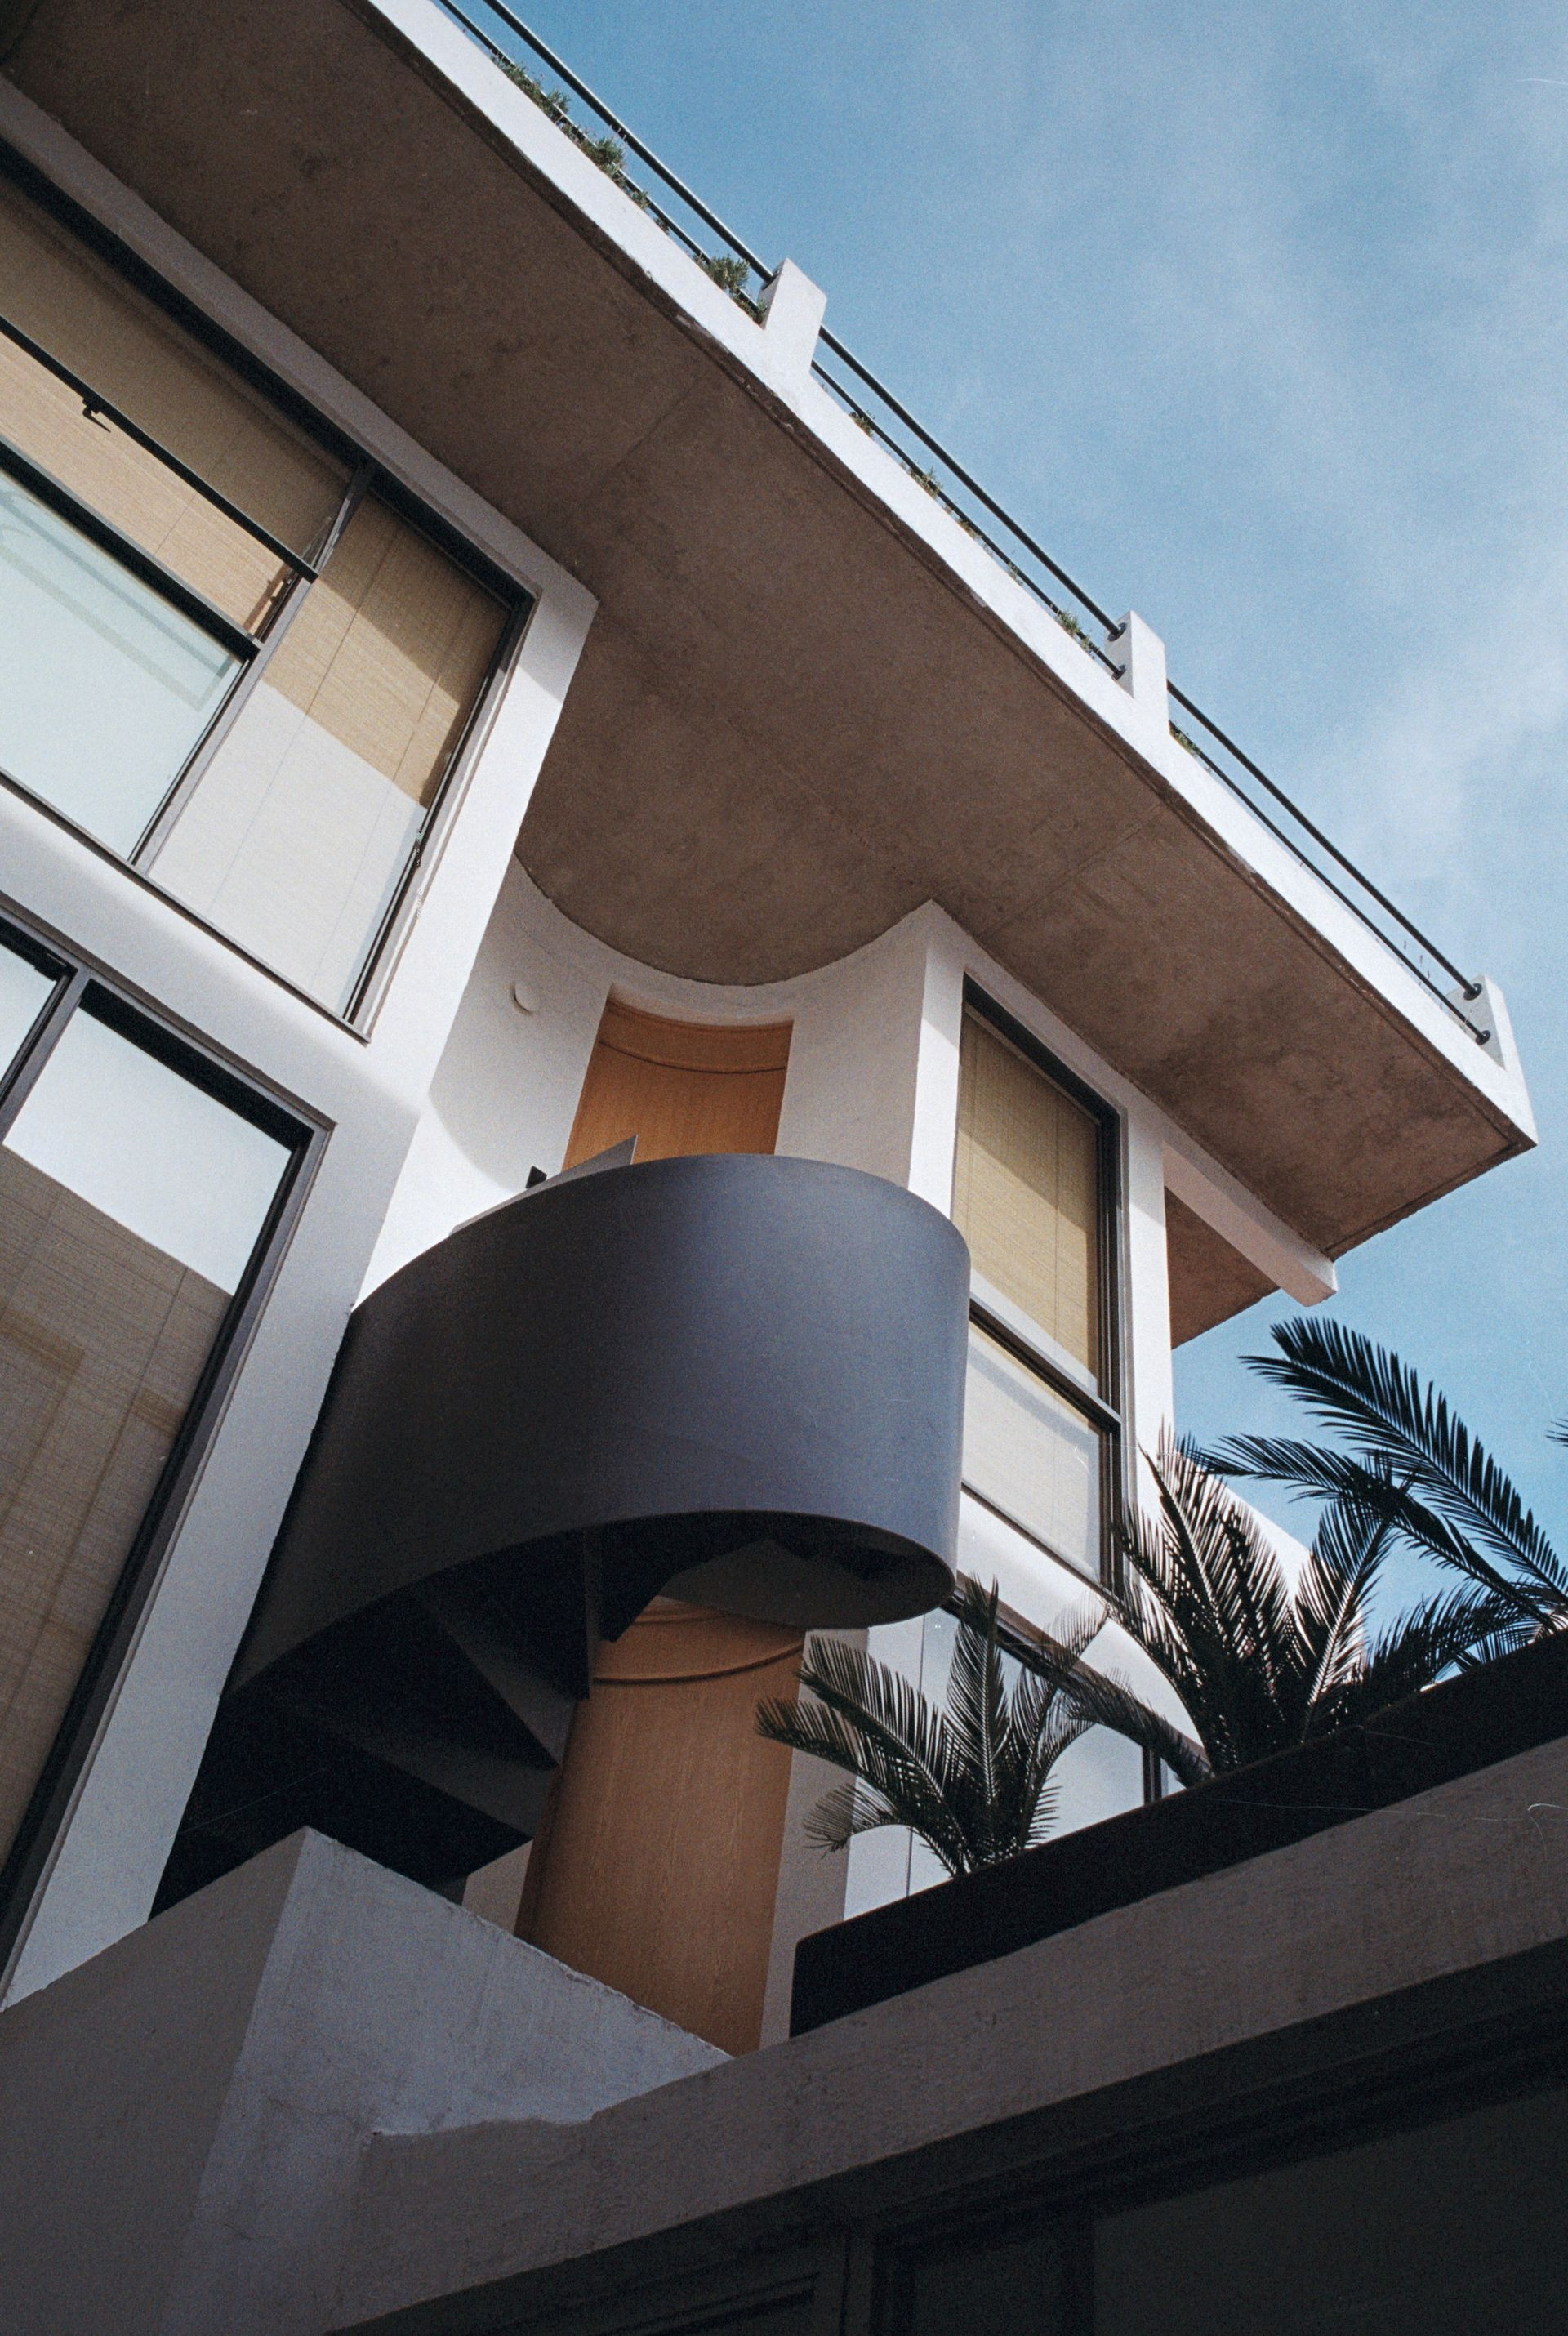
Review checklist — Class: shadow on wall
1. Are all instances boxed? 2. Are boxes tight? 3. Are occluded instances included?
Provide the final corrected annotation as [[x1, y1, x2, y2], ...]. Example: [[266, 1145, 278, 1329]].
[[421, 875, 591, 1193]]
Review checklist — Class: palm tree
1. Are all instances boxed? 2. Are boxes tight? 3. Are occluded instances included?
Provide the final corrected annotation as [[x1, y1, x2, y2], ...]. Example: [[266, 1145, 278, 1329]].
[[952, 1434, 1494, 1785], [1205, 1314, 1567, 1655], [755, 1580, 1098, 1876]]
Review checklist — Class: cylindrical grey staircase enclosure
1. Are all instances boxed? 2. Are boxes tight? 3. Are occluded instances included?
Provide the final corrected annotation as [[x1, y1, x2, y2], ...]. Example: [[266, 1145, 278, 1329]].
[[162, 1154, 969, 1902]]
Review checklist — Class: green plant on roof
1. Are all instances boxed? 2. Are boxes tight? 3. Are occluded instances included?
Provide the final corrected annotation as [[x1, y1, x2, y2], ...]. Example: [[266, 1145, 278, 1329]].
[[702, 252, 753, 296], [952, 1431, 1504, 1785], [500, 58, 572, 124], [585, 133, 626, 174]]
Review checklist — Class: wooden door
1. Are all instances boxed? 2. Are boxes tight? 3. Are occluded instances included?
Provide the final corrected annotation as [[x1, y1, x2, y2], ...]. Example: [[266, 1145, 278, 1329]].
[[519, 1001, 799, 2053]]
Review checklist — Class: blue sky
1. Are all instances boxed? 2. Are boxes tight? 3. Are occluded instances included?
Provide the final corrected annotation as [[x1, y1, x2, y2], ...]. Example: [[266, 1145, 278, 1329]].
[[492, 0, 1568, 1556]]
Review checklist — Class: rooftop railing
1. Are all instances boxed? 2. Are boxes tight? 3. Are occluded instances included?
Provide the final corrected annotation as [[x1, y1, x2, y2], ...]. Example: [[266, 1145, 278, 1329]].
[[439, 0, 1491, 1048]]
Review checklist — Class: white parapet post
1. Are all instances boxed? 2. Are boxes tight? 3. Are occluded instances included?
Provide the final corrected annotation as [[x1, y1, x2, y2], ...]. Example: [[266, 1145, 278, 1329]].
[[1113, 609, 1169, 729], [759, 258, 827, 387]]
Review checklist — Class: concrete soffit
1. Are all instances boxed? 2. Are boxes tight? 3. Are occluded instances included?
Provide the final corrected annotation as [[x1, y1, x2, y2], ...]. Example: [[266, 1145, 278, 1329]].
[[0, 0, 1537, 1263]]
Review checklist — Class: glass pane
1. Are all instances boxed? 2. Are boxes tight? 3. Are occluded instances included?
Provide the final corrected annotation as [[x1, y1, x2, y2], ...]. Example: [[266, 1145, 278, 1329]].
[[0, 933, 54, 1077], [963, 1320, 1102, 1573], [151, 496, 509, 1010], [0, 332, 293, 632], [0, 1008, 291, 1854], [954, 1010, 1102, 1381], [0, 177, 349, 559], [900, 2222, 1067, 2335], [0, 467, 239, 851]]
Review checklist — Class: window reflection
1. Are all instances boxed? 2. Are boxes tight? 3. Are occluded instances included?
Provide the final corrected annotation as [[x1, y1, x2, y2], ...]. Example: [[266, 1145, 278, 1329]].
[[963, 1320, 1102, 1574], [0, 1004, 290, 1856], [0, 934, 54, 1080], [0, 470, 238, 852]]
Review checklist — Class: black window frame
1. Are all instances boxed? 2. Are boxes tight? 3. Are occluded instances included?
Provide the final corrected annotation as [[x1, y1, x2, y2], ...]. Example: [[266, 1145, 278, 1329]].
[[955, 980, 1125, 1594], [0, 898, 324, 1984], [0, 142, 532, 1030]]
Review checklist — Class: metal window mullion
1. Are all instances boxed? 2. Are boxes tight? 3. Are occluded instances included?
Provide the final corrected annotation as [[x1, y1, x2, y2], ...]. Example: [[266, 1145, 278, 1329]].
[[969, 1300, 1121, 1437], [129, 461, 374, 869], [0, 966, 87, 1141]]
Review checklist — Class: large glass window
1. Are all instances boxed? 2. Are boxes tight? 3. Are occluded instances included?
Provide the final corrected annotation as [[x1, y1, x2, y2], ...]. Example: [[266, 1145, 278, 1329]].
[[0, 921, 303, 1873], [0, 468, 240, 850], [149, 495, 509, 1009], [0, 169, 519, 1012], [952, 999, 1119, 1580]]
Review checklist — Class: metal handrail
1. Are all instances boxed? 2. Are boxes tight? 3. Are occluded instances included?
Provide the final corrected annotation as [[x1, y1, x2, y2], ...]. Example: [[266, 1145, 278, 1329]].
[[438, 0, 1491, 1045], [1169, 687, 1481, 1008]]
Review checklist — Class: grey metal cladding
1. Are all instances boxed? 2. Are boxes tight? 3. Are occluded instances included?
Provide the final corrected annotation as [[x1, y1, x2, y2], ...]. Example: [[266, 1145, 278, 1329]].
[[161, 1154, 969, 1901], [239, 1151, 971, 1678]]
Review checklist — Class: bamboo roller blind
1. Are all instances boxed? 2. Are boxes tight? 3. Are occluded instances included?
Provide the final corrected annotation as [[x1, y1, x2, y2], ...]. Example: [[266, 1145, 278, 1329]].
[[0, 336, 291, 633], [261, 495, 509, 805], [952, 1008, 1101, 1378], [0, 177, 348, 572]]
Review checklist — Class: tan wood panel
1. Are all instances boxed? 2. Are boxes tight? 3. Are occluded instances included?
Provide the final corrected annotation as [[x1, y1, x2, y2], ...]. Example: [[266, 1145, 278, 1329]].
[[564, 1001, 790, 1167], [596, 999, 792, 1073], [525, 1006, 799, 2049], [519, 1603, 802, 2054]]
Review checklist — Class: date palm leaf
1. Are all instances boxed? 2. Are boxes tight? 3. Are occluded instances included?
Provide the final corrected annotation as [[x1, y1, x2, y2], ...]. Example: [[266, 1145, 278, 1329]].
[[757, 1580, 1099, 1876], [1220, 1317, 1568, 1625], [961, 1435, 1494, 1781]]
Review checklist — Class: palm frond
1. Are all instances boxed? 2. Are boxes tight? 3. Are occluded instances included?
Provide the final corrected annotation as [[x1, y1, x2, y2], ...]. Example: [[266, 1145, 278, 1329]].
[[1243, 1318, 1568, 1613], [1294, 1496, 1399, 1721], [755, 1645, 969, 1873], [760, 1579, 1102, 1875], [1331, 1580, 1514, 1727], [951, 1573, 1211, 1787], [1209, 1435, 1543, 1622], [945, 1580, 1007, 1827]]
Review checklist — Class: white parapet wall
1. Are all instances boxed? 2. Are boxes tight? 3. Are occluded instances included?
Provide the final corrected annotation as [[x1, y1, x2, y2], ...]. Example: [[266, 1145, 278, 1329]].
[[0, 1829, 723, 2336]]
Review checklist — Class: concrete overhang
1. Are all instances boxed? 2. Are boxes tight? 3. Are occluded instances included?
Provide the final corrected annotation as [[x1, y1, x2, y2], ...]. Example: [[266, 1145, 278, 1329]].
[[0, 0, 1535, 1260]]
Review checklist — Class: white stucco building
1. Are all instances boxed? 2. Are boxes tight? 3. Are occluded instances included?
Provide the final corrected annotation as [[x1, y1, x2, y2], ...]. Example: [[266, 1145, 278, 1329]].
[[0, 4, 1557, 2329]]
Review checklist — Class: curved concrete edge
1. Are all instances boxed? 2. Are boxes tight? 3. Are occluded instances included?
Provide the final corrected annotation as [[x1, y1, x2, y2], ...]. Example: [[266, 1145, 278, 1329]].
[[0, 1830, 722, 2336], [330, 1735, 1568, 2329]]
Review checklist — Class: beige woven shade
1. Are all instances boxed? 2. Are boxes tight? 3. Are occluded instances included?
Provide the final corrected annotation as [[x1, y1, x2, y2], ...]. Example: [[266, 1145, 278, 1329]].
[[0, 176, 348, 569], [952, 1008, 1102, 1379], [0, 335, 292, 633], [262, 496, 509, 805]]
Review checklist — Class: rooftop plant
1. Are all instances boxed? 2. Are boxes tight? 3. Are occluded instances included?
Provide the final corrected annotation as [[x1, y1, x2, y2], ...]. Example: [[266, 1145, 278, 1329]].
[[1205, 1316, 1568, 1653], [954, 1434, 1496, 1787]]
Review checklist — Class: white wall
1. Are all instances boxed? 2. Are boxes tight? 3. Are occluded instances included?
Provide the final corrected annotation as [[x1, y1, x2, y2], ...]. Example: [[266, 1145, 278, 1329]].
[[363, 866, 934, 1295]]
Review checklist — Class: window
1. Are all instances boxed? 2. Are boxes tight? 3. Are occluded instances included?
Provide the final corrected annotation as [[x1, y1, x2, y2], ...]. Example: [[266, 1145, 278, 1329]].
[[0, 167, 520, 1014], [951, 996, 1120, 1580], [0, 914, 310, 1913]]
